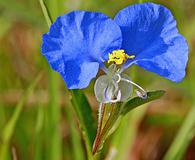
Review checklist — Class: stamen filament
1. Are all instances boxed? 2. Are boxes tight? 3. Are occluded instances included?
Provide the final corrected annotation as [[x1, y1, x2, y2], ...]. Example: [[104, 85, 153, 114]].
[[120, 77, 147, 99], [102, 72, 147, 103]]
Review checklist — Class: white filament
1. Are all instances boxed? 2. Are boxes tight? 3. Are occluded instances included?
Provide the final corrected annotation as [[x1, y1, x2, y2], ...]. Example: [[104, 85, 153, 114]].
[[116, 74, 147, 99], [103, 72, 147, 103]]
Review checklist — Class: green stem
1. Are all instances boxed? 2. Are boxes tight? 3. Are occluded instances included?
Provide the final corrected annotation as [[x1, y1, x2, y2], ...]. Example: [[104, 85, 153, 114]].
[[163, 105, 195, 160], [92, 103, 106, 155], [39, 1, 62, 159], [92, 103, 121, 155], [39, 0, 53, 26]]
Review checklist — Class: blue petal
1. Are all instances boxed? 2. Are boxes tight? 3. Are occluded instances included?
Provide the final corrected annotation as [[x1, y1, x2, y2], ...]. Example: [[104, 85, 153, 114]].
[[61, 59, 99, 89], [114, 3, 188, 82], [42, 11, 122, 89]]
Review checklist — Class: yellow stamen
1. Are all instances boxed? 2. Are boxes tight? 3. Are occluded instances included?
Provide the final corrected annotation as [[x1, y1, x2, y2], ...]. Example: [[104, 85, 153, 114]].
[[107, 50, 135, 65]]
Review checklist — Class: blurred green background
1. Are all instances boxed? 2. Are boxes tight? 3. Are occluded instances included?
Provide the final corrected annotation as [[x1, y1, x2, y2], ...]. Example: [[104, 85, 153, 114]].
[[0, 0, 195, 160]]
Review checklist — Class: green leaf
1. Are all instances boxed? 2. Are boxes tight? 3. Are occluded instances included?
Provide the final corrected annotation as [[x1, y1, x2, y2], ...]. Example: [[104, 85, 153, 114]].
[[92, 90, 165, 155], [108, 107, 147, 160], [71, 90, 96, 159], [92, 103, 122, 155], [121, 90, 165, 116]]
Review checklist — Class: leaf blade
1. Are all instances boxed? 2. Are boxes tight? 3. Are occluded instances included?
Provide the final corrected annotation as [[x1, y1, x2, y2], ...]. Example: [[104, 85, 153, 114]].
[[71, 90, 96, 159], [121, 90, 165, 116]]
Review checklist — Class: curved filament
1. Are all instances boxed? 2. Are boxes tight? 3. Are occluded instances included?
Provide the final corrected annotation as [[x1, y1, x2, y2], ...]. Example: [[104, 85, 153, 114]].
[[114, 73, 147, 99]]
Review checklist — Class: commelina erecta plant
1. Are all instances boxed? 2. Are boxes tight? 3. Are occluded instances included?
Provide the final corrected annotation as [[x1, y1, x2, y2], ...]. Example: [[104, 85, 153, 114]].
[[41, 2, 189, 154]]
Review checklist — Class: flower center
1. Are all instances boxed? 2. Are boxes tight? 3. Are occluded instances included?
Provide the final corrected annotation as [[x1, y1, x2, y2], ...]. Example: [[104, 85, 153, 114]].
[[107, 50, 135, 65], [94, 64, 148, 104]]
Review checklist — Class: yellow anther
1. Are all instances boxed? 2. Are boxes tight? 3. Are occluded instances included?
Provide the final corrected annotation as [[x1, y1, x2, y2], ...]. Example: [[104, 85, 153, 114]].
[[107, 50, 135, 65]]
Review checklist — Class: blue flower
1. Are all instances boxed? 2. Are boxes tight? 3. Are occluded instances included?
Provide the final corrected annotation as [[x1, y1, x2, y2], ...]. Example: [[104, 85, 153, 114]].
[[41, 2, 188, 89]]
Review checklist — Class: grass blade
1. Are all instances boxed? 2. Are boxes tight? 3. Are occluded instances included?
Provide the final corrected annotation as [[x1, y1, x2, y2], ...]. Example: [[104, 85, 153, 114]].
[[163, 105, 195, 160], [34, 105, 44, 160], [0, 72, 42, 160], [39, 0, 52, 26], [45, 0, 59, 20], [0, 102, 6, 129], [64, 105, 85, 160], [46, 72, 62, 160], [108, 106, 147, 160], [39, 1, 62, 159]]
